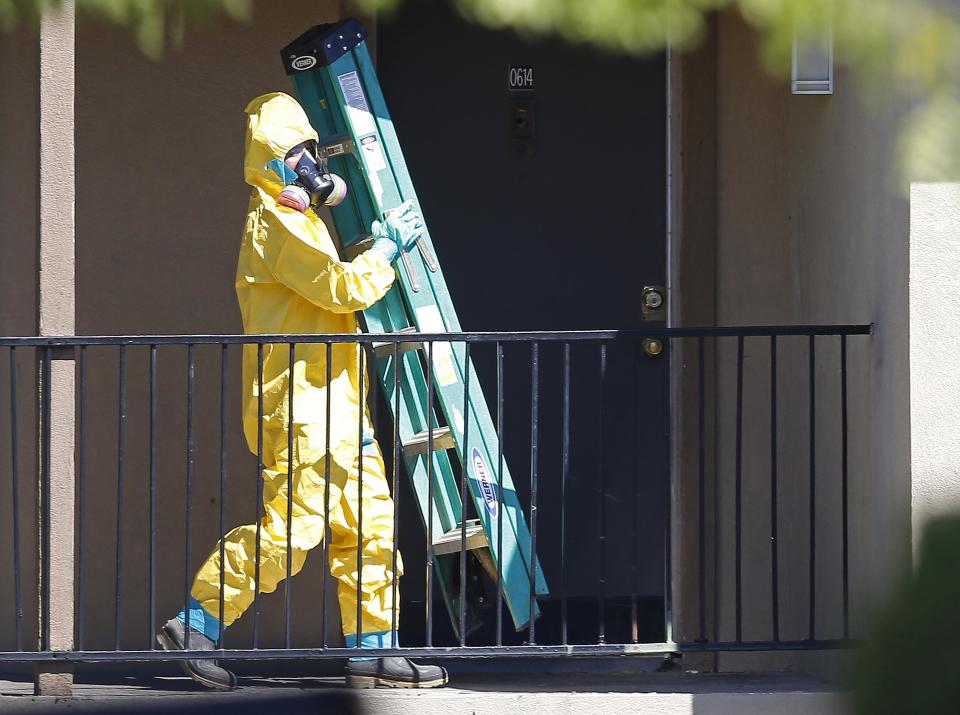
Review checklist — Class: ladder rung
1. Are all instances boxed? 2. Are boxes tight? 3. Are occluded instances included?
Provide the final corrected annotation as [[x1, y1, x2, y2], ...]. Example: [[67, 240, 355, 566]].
[[403, 426, 455, 456], [372, 327, 422, 358], [432, 520, 489, 556]]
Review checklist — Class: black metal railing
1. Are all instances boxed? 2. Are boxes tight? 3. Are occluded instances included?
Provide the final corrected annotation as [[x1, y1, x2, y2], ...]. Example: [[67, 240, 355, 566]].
[[0, 325, 871, 664]]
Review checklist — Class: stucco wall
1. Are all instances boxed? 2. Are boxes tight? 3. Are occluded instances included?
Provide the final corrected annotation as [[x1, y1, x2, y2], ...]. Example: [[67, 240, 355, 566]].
[[0, 0, 352, 659], [0, 28, 40, 654], [670, 22, 720, 648], [72, 0, 350, 659], [909, 183, 960, 546], [673, 11, 910, 660], [0, 24, 38, 339], [0, 2, 915, 665], [709, 11, 910, 650]]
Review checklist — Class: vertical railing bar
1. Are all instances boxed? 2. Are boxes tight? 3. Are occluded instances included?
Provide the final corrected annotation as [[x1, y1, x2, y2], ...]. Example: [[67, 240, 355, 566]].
[[40, 348, 52, 652], [662, 339, 674, 645], [356, 346, 365, 647], [322, 342, 332, 648], [734, 335, 744, 643], [253, 343, 263, 648], [115, 345, 127, 650], [631, 340, 640, 644], [425, 341, 435, 647], [390, 342, 401, 641], [364, 339, 385, 642], [560, 342, 570, 646], [808, 334, 816, 641], [495, 342, 504, 646], [598, 341, 607, 644], [77, 346, 87, 651], [840, 334, 849, 640], [770, 336, 779, 643], [285, 342, 295, 650], [697, 336, 706, 642], [528, 341, 540, 645], [184, 344, 195, 651], [458, 342, 471, 646], [9, 347, 23, 651], [370, 342, 378, 431], [218, 344, 227, 647], [148, 345, 157, 649]]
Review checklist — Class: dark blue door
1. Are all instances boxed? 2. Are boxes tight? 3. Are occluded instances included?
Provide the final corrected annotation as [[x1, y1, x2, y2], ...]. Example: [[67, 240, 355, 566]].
[[379, 4, 669, 645]]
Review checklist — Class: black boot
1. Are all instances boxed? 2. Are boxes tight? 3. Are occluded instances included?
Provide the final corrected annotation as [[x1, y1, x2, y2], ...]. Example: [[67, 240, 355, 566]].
[[346, 657, 449, 689], [156, 618, 237, 691]]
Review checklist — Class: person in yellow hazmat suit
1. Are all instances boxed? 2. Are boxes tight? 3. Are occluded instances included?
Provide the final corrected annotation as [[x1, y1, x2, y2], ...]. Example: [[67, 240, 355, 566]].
[[156, 92, 448, 691]]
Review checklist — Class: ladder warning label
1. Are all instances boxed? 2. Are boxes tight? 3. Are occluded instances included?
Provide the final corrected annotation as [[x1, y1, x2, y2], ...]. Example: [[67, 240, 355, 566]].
[[415, 305, 458, 387], [337, 71, 377, 137], [471, 448, 499, 518]]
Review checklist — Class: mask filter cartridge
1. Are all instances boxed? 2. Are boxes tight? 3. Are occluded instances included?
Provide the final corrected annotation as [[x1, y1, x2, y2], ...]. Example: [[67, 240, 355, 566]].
[[269, 141, 348, 212]]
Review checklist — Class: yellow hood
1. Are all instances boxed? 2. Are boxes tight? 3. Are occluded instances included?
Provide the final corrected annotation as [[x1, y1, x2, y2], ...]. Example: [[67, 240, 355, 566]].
[[243, 92, 319, 195]]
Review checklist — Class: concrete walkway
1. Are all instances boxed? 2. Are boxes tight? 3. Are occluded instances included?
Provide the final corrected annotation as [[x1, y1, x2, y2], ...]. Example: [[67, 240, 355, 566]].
[[0, 672, 847, 714]]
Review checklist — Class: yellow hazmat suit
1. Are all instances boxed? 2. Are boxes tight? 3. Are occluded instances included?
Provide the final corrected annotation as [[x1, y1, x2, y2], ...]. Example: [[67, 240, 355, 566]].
[[190, 92, 402, 639]]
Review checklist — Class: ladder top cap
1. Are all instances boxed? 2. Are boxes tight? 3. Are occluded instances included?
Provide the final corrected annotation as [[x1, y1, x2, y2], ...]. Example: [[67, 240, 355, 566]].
[[281, 18, 368, 75]]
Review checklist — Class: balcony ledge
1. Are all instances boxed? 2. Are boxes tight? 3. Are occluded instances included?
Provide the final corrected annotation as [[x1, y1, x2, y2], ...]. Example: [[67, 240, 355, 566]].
[[0, 672, 845, 714]]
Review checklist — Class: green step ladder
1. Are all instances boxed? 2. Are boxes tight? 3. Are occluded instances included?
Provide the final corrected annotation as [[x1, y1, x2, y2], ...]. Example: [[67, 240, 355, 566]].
[[281, 19, 548, 638]]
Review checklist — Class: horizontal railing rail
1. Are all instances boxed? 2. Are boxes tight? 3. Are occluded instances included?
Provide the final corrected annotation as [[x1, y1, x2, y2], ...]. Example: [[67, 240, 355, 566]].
[[0, 325, 871, 665], [0, 325, 872, 347]]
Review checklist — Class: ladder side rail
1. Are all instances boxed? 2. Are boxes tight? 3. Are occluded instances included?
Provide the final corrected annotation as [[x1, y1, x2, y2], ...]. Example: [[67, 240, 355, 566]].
[[294, 64, 473, 636], [293, 69, 462, 536], [341, 49, 542, 627], [351, 50, 550, 601], [314, 57, 465, 534], [296, 41, 549, 630]]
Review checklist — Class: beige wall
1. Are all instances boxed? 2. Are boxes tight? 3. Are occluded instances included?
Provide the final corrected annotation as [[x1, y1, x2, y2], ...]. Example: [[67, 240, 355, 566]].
[[909, 183, 960, 546], [73, 0, 353, 658], [674, 11, 911, 660], [670, 19, 720, 649], [1, 3, 913, 666], [0, 0, 355, 658], [0, 28, 40, 655], [0, 23, 38, 339]]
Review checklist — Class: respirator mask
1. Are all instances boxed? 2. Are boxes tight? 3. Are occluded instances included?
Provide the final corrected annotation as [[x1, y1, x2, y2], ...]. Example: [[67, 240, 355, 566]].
[[268, 140, 348, 212]]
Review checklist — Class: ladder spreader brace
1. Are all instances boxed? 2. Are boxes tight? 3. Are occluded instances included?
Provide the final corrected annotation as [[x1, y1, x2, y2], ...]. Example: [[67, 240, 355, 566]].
[[282, 19, 548, 638]]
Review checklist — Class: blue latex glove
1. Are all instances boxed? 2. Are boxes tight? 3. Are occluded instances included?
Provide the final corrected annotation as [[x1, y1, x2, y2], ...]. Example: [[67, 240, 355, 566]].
[[370, 200, 425, 262]]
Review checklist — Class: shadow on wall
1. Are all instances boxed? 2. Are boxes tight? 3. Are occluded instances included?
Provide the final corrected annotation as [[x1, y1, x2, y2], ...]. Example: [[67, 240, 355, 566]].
[[0, 26, 38, 337]]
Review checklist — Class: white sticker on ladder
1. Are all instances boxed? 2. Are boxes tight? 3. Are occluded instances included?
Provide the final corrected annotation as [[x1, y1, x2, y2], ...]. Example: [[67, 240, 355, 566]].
[[337, 71, 377, 137], [361, 135, 388, 172], [415, 305, 459, 387], [452, 406, 465, 435]]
